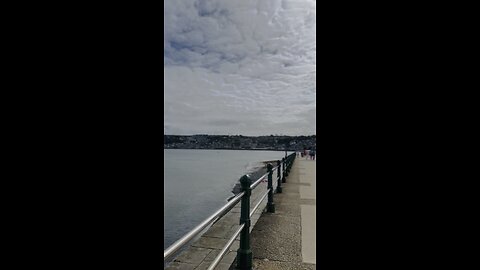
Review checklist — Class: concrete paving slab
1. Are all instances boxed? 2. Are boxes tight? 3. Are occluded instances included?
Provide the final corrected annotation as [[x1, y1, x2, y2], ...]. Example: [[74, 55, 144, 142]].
[[204, 250, 236, 262], [164, 261, 196, 270], [173, 247, 212, 264], [301, 205, 316, 264], [203, 224, 235, 239], [191, 236, 227, 250], [297, 159, 316, 265]]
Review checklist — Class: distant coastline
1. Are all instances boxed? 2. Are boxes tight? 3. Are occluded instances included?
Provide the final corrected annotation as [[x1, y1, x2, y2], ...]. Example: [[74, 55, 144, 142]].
[[164, 147, 292, 151], [164, 134, 316, 151]]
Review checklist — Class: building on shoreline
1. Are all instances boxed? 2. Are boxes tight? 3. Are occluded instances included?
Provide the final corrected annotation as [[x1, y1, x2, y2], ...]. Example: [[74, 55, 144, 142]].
[[164, 134, 316, 151]]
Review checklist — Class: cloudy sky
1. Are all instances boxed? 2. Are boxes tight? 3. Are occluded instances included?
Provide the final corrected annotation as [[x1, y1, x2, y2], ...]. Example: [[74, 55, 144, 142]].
[[164, 0, 316, 136]]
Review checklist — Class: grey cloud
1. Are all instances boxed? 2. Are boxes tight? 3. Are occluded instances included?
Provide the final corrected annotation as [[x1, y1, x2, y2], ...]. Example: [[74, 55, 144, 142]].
[[206, 119, 241, 126], [164, 0, 316, 135]]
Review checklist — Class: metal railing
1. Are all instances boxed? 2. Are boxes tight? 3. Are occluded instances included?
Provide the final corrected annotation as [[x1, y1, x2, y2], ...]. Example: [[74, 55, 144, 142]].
[[164, 152, 297, 270]]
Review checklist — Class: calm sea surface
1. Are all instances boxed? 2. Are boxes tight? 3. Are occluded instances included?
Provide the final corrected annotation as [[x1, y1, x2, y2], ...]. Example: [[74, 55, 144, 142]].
[[164, 149, 289, 249]]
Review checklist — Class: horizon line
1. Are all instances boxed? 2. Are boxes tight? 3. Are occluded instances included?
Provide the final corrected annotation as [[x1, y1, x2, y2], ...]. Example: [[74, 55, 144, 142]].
[[164, 134, 316, 136]]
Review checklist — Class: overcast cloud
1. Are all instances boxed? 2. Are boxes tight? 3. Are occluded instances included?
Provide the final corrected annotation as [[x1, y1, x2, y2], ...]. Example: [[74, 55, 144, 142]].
[[164, 0, 316, 136]]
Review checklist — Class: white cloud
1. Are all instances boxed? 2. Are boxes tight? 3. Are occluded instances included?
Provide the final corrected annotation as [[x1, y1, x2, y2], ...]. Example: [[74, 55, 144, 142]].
[[164, 0, 316, 135]]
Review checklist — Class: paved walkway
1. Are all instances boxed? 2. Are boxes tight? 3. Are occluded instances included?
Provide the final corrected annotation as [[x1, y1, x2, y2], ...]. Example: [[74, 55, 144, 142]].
[[165, 158, 316, 270], [250, 157, 316, 269]]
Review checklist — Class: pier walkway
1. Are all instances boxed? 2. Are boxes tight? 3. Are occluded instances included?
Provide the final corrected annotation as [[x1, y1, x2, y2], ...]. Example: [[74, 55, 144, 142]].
[[250, 157, 316, 269], [165, 157, 316, 270]]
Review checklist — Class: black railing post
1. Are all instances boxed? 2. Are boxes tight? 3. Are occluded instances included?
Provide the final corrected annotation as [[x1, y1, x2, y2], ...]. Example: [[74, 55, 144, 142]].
[[286, 155, 288, 174], [276, 160, 282, 193], [282, 157, 286, 183], [285, 152, 289, 176], [237, 175, 252, 270], [266, 164, 275, 213], [287, 154, 292, 173]]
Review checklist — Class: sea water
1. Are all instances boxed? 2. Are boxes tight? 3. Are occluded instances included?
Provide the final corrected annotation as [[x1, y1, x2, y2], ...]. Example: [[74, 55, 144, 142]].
[[164, 149, 288, 249]]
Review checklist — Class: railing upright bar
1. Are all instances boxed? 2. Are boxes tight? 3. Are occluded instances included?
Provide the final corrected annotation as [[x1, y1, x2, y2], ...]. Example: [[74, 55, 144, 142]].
[[250, 166, 277, 190], [282, 157, 286, 183], [266, 164, 275, 213], [276, 160, 282, 193], [285, 152, 289, 176], [290, 154, 292, 171], [237, 175, 253, 270], [287, 155, 291, 173]]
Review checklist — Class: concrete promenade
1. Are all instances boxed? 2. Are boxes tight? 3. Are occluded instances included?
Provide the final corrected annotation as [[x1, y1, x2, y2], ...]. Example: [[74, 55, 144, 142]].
[[251, 157, 316, 269], [165, 157, 316, 269]]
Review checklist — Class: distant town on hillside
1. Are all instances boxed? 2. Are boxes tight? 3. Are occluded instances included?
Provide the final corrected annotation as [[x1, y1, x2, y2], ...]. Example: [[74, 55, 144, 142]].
[[164, 135, 316, 151]]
